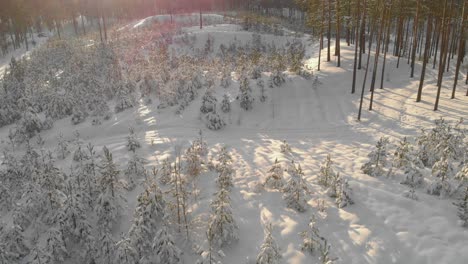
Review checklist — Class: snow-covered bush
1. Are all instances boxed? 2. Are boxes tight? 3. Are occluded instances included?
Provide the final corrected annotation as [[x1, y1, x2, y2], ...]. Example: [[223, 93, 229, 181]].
[[335, 175, 354, 208]]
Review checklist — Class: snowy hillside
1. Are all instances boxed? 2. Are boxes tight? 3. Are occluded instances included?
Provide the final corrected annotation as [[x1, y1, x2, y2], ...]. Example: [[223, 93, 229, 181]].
[[0, 13, 467, 264]]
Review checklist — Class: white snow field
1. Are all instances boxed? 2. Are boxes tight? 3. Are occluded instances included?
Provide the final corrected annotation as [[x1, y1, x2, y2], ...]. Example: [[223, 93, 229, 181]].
[[1, 15, 467, 264]]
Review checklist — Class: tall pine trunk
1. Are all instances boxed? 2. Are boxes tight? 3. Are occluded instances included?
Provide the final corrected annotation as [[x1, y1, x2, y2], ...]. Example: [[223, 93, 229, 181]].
[[380, 2, 392, 90], [410, 0, 420, 78], [352, 0, 362, 93], [336, 0, 341, 66], [452, 0, 466, 99], [417, 15, 433, 102], [434, 0, 449, 111], [369, 0, 386, 111]]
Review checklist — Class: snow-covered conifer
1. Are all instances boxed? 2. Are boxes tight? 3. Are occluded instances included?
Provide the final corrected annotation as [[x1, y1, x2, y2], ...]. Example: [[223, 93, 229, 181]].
[[271, 70, 285, 87], [454, 186, 468, 227], [258, 79, 267, 102], [96, 147, 121, 229], [152, 226, 182, 263], [45, 227, 68, 263], [208, 186, 239, 247], [318, 155, 336, 187], [263, 159, 284, 190], [256, 224, 281, 264], [220, 70, 232, 88], [283, 161, 308, 212], [400, 164, 424, 187], [114, 236, 139, 264], [335, 175, 353, 208], [221, 94, 231, 113], [1, 225, 29, 261], [361, 137, 390, 177], [186, 144, 203, 177], [115, 81, 136, 113], [300, 216, 322, 254], [280, 140, 291, 154], [125, 153, 146, 190], [239, 76, 254, 111], [160, 158, 172, 185], [126, 127, 141, 152], [56, 133, 70, 160], [96, 229, 115, 264], [205, 108, 226, 130], [201, 90, 218, 114]]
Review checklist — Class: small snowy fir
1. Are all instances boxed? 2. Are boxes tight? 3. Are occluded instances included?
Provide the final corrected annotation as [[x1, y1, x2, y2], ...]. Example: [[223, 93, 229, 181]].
[[300, 216, 322, 254], [283, 161, 308, 212], [454, 186, 468, 227], [362, 137, 390, 177], [221, 94, 231, 113], [318, 154, 336, 187], [124, 153, 146, 190], [151, 227, 182, 264], [263, 159, 284, 190], [239, 76, 254, 111], [335, 175, 354, 208], [280, 140, 291, 154], [208, 189, 239, 247], [200, 90, 218, 114], [256, 224, 281, 264], [126, 127, 141, 152], [403, 187, 419, 201], [205, 108, 226, 130], [159, 158, 172, 185]]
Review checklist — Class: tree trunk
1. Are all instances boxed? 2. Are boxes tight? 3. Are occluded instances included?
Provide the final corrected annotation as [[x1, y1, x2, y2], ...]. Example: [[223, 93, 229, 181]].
[[410, 0, 420, 78], [417, 15, 433, 102], [81, 15, 86, 35], [358, 0, 367, 69], [327, 0, 331, 62], [434, 0, 449, 111], [352, 0, 362, 94], [452, 0, 466, 99], [369, 0, 386, 111], [336, 0, 341, 66], [358, 23, 375, 121], [380, 3, 392, 89]]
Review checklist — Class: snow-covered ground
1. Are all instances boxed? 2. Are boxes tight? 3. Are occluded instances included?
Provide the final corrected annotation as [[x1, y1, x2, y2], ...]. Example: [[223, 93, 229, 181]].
[[1, 15, 467, 264]]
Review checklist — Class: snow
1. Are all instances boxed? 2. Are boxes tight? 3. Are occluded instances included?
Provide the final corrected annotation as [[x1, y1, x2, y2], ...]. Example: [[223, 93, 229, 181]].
[[1, 15, 468, 264]]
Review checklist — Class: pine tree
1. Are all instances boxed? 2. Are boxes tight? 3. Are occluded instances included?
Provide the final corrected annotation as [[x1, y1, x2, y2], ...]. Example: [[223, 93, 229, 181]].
[[96, 146, 121, 230], [114, 236, 139, 264], [1, 225, 29, 261], [280, 140, 291, 154], [115, 81, 136, 113], [220, 69, 232, 88], [263, 159, 284, 190], [127, 127, 141, 152], [208, 188, 239, 247], [160, 158, 172, 185], [256, 224, 281, 264], [283, 161, 308, 212], [96, 229, 115, 264], [393, 137, 412, 168], [335, 175, 354, 208], [56, 133, 70, 160], [152, 226, 182, 263], [45, 227, 68, 263], [201, 90, 218, 114], [205, 108, 226, 131], [185, 144, 203, 177], [361, 137, 389, 177], [239, 76, 254, 111], [125, 153, 146, 190], [221, 94, 231, 113], [454, 187, 468, 227], [318, 155, 336, 187], [300, 216, 322, 254]]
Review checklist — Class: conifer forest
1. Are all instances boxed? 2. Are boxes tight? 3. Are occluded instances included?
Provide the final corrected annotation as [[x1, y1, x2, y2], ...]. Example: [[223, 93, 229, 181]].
[[0, 0, 467, 263]]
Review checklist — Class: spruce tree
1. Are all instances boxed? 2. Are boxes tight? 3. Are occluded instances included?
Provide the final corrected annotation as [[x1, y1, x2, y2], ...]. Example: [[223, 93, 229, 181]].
[[152, 226, 182, 263], [454, 187, 468, 227], [263, 159, 284, 190], [256, 224, 281, 264], [208, 188, 239, 247], [361, 137, 389, 177], [114, 236, 138, 264], [318, 155, 336, 187], [126, 127, 141, 152], [283, 161, 308, 212]]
